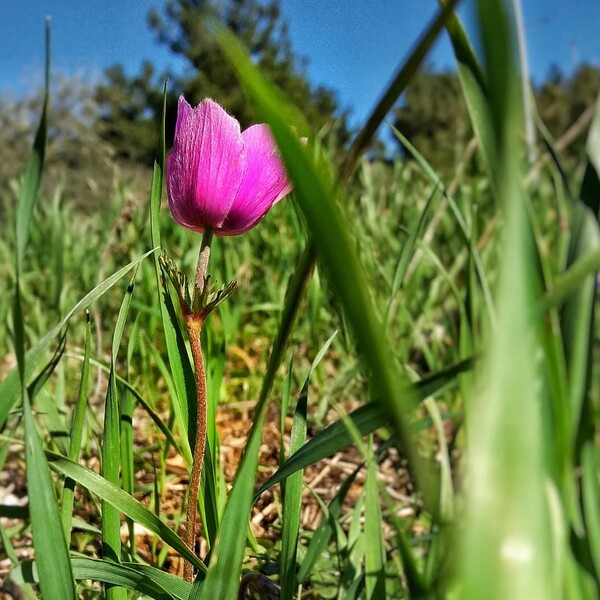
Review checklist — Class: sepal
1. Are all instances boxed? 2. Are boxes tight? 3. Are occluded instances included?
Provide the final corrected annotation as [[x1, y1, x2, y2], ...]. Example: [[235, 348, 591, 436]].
[[159, 251, 237, 321]]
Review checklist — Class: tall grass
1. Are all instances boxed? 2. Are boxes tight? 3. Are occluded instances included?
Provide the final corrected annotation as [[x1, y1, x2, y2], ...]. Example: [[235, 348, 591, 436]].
[[1, 0, 600, 598]]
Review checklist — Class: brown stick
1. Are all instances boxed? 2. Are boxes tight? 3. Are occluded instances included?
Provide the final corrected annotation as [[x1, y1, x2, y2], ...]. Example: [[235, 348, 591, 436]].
[[183, 317, 207, 582], [183, 228, 213, 583]]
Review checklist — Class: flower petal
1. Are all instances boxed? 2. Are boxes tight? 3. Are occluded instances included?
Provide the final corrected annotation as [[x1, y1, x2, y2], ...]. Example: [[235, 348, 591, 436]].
[[219, 124, 292, 236], [167, 97, 246, 232]]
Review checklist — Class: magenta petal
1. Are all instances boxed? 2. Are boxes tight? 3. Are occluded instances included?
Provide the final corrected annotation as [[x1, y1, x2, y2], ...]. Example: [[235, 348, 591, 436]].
[[167, 97, 246, 232], [219, 124, 292, 236]]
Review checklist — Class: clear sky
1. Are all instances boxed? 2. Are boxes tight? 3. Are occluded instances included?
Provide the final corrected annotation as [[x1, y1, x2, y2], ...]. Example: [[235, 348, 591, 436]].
[[2, 1, 599, 129]]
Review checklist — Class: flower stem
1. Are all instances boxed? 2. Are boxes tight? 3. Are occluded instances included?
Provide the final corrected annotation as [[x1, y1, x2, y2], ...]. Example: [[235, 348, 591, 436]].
[[183, 228, 213, 583]]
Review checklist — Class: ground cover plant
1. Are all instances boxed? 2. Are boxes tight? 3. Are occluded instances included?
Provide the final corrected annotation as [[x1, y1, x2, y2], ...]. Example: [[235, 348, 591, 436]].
[[1, 0, 600, 598]]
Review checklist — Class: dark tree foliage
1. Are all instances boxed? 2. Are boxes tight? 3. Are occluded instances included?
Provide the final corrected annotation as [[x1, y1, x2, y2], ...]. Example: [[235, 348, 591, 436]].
[[393, 63, 600, 171], [96, 61, 176, 163], [393, 69, 471, 172], [536, 64, 600, 144], [96, 0, 348, 164]]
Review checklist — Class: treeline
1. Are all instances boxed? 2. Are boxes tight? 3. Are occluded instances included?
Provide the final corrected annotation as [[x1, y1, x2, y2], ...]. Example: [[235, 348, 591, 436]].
[[393, 64, 600, 171], [94, 0, 600, 171]]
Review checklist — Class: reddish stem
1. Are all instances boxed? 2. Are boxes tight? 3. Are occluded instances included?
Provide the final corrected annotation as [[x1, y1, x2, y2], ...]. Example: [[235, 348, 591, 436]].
[[183, 229, 212, 583], [183, 317, 207, 583]]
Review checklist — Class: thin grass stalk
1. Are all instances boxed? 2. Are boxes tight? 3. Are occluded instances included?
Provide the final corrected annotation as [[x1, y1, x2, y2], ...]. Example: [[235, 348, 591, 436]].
[[183, 228, 213, 582]]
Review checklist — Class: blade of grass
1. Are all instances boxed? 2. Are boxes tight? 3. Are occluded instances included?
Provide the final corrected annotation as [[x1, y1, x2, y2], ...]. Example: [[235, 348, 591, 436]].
[[297, 465, 361, 585], [280, 333, 336, 600], [384, 185, 438, 327], [12, 22, 76, 600], [150, 83, 197, 455], [364, 438, 386, 600], [102, 273, 137, 599], [85, 355, 186, 460], [47, 452, 206, 573], [192, 243, 315, 599], [579, 94, 600, 217], [561, 204, 600, 443], [380, 484, 427, 596], [279, 357, 294, 467], [61, 311, 92, 540], [12, 558, 192, 600], [256, 357, 472, 499], [542, 247, 600, 309], [219, 26, 437, 516], [389, 123, 496, 323], [0, 248, 156, 429], [456, 2, 556, 597], [581, 442, 600, 583], [440, 0, 497, 191], [280, 374, 309, 600], [22, 392, 76, 599], [15, 19, 49, 275], [145, 341, 193, 464], [121, 318, 140, 556]]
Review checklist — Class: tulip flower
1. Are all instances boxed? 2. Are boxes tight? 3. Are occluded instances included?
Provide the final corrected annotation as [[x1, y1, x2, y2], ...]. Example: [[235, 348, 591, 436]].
[[167, 96, 292, 236], [164, 95, 295, 581]]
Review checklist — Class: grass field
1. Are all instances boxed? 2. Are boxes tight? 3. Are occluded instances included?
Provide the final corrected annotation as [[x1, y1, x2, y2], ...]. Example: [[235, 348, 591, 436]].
[[1, 1, 600, 599]]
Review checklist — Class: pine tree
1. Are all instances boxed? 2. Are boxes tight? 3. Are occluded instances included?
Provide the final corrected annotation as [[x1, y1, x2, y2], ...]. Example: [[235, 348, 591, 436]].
[[96, 0, 347, 163]]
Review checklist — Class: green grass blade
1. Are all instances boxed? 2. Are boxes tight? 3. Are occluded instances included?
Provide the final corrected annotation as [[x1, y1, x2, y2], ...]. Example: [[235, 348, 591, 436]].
[[121, 319, 140, 555], [145, 341, 193, 464], [256, 357, 472, 499], [279, 357, 294, 467], [15, 21, 49, 274], [12, 558, 192, 600], [579, 94, 600, 216], [338, 492, 366, 599], [280, 376, 308, 600], [297, 465, 361, 584], [561, 94, 600, 446], [23, 394, 76, 599], [193, 245, 315, 599], [424, 396, 454, 521], [61, 311, 93, 540], [150, 83, 197, 454], [47, 452, 206, 573], [384, 185, 438, 327], [280, 333, 335, 599], [10, 23, 76, 600], [364, 439, 385, 599], [389, 122, 496, 322], [441, 1, 498, 190], [80, 353, 184, 461], [561, 204, 599, 443], [0, 248, 156, 429], [102, 274, 137, 598], [456, 1, 556, 597], [581, 443, 600, 583], [380, 485, 427, 595], [542, 247, 600, 309], [219, 27, 438, 516], [150, 82, 166, 250]]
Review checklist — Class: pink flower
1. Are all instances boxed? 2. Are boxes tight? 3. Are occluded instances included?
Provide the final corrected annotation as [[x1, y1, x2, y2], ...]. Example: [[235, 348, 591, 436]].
[[166, 96, 292, 236]]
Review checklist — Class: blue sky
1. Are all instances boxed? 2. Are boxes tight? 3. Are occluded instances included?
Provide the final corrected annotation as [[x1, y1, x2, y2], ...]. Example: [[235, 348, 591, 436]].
[[1, 1, 599, 129]]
